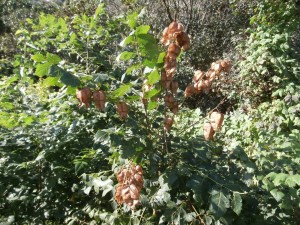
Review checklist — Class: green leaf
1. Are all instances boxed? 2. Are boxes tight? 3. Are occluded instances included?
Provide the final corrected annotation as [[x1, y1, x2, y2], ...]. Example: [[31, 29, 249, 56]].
[[46, 53, 61, 64], [120, 35, 135, 47], [49, 65, 63, 77], [31, 54, 46, 62], [231, 193, 242, 215], [66, 86, 76, 95], [293, 174, 300, 185], [157, 52, 166, 64], [42, 77, 62, 87], [135, 25, 150, 35], [147, 100, 158, 110], [137, 34, 159, 59], [147, 70, 160, 85], [116, 51, 136, 61], [145, 88, 161, 99], [111, 84, 132, 98], [35, 62, 51, 77], [273, 173, 288, 186], [285, 176, 296, 188], [60, 71, 80, 87], [0, 102, 14, 110], [270, 189, 285, 202], [127, 12, 138, 29], [209, 189, 230, 218]]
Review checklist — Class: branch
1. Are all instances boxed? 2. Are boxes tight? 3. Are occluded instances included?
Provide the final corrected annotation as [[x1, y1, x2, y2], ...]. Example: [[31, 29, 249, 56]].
[[161, 0, 174, 22]]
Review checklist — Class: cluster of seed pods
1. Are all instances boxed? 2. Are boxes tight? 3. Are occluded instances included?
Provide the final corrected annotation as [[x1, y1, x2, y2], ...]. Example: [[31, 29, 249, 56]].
[[185, 59, 231, 97], [115, 165, 144, 210], [203, 111, 225, 141], [76, 87, 106, 111], [160, 21, 190, 132]]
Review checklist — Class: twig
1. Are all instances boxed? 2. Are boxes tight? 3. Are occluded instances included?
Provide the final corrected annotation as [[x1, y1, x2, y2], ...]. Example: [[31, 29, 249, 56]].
[[191, 204, 206, 225], [207, 96, 227, 115], [162, 0, 174, 22]]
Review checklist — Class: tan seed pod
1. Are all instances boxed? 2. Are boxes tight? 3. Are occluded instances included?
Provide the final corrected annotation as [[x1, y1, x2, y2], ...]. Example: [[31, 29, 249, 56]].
[[170, 80, 179, 95], [175, 31, 190, 50], [164, 93, 175, 109], [168, 21, 179, 34], [134, 173, 143, 184], [220, 59, 232, 72], [116, 102, 128, 119], [211, 62, 222, 73], [117, 172, 124, 183], [184, 84, 195, 97], [203, 122, 215, 141], [171, 101, 179, 115], [115, 186, 123, 205], [76, 87, 92, 108], [193, 70, 205, 83], [210, 112, 224, 131], [129, 185, 139, 200], [93, 90, 106, 111], [207, 69, 217, 82], [164, 117, 174, 132], [135, 165, 143, 174], [168, 43, 181, 57]]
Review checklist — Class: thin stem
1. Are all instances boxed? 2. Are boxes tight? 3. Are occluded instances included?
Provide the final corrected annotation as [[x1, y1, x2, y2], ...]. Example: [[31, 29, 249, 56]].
[[162, 0, 174, 22], [191, 204, 206, 225]]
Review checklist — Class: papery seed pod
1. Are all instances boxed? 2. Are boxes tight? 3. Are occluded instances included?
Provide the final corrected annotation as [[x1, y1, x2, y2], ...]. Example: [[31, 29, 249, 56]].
[[161, 70, 173, 90], [116, 102, 128, 119], [164, 55, 177, 67], [220, 59, 232, 73], [129, 185, 139, 200], [164, 93, 175, 109], [194, 80, 209, 93], [117, 171, 124, 183], [161, 27, 170, 45], [193, 70, 205, 83], [115, 186, 123, 205], [207, 69, 217, 82], [121, 185, 130, 196], [171, 101, 179, 115], [135, 165, 143, 174], [168, 21, 184, 35], [170, 80, 179, 95], [203, 122, 215, 141], [210, 112, 224, 131], [177, 23, 184, 32], [93, 90, 106, 111], [175, 31, 190, 50], [203, 80, 212, 93], [164, 117, 174, 132], [125, 199, 133, 206], [211, 62, 222, 74], [163, 27, 169, 36], [184, 84, 194, 97], [76, 87, 92, 108], [168, 43, 181, 57], [134, 173, 143, 184], [168, 21, 179, 34]]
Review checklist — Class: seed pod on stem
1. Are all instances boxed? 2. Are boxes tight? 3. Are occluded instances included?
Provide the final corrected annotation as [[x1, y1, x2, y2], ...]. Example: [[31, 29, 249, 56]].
[[210, 112, 224, 131], [203, 122, 215, 141], [184, 84, 195, 97], [93, 90, 106, 111], [170, 80, 179, 95], [164, 117, 174, 132], [76, 87, 92, 108]]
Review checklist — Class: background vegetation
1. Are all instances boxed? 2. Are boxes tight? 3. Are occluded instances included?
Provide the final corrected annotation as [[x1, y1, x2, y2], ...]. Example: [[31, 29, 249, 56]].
[[0, 0, 299, 224]]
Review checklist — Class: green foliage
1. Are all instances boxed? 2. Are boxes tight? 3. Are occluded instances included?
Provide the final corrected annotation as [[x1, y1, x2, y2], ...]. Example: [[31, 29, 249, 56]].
[[1, 1, 300, 224]]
